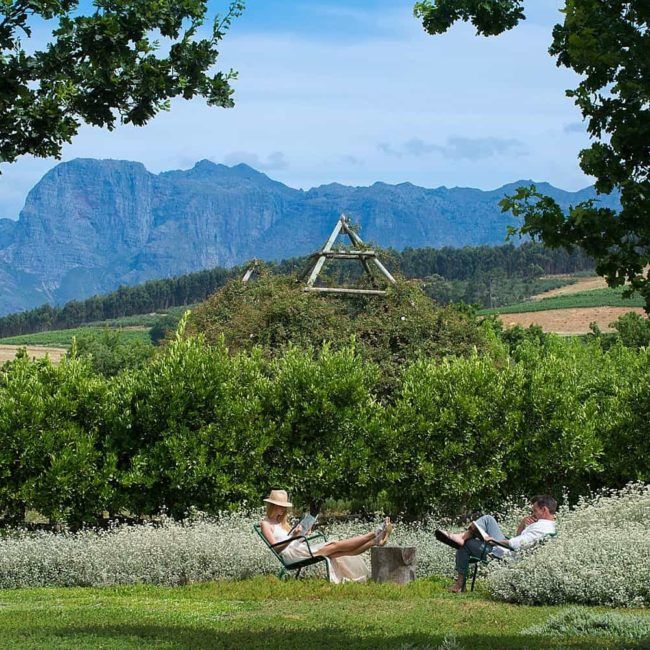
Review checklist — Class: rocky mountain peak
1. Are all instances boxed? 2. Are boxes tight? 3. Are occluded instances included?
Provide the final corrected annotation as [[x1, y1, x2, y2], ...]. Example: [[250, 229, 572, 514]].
[[0, 159, 621, 315]]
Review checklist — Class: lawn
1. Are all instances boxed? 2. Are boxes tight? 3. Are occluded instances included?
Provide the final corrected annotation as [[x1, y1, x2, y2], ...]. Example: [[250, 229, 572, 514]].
[[0, 578, 647, 649]]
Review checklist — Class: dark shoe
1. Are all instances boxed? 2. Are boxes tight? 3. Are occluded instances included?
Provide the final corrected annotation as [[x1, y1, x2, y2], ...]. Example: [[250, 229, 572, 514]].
[[435, 529, 463, 550]]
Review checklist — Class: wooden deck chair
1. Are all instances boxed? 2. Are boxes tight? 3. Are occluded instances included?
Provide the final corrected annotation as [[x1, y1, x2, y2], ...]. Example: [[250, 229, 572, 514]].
[[253, 524, 331, 581]]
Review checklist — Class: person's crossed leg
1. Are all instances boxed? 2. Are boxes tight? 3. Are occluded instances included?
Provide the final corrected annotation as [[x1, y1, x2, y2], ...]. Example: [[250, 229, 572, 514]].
[[436, 495, 557, 592], [445, 515, 507, 592]]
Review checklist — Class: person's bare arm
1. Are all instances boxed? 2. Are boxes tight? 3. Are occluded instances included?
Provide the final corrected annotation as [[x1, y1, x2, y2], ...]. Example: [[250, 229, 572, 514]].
[[516, 515, 537, 535], [484, 534, 511, 550]]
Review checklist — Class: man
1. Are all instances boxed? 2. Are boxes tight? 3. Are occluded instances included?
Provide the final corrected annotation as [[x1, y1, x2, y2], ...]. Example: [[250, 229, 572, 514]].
[[435, 494, 557, 592]]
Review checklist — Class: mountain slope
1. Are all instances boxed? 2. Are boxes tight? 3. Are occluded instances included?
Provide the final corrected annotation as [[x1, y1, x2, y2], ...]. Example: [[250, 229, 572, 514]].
[[0, 158, 620, 315]]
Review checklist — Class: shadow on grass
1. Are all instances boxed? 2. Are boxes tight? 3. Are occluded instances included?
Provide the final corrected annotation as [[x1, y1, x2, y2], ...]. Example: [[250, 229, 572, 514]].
[[42, 624, 641, 649]]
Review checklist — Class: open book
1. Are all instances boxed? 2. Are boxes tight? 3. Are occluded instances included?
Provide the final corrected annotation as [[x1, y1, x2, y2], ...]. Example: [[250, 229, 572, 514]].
[[472, 521, 490, 543], [289, 513, 318, 536]]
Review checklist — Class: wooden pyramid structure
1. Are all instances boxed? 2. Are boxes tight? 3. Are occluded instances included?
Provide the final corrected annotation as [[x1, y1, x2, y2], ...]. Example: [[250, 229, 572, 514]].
[[300, 214, 396, 295]]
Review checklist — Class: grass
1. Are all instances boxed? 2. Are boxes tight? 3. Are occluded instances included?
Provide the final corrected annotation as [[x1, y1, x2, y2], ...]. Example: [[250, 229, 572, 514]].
[[481, 287, 645, 315], [0, 578, 648, 649], [0, 327, 152, 348]]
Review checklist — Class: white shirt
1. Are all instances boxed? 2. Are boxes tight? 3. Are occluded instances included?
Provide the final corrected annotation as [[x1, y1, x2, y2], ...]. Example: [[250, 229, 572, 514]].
[[508, 518, 556, 552], [265, 521, 301, 552], [269, 522, 291, 543]]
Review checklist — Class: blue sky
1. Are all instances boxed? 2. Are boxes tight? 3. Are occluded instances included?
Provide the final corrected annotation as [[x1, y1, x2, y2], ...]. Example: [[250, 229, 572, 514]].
[[0, 0, 591, 219]]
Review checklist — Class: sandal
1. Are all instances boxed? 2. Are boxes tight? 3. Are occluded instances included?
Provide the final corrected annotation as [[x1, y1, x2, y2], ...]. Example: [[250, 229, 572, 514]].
[[435, 529, 463, 550], [379, 521, 393, 546]]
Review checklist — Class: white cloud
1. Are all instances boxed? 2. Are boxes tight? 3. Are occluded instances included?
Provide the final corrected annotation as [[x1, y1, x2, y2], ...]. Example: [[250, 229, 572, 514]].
[[564, 122, 586, 133], [0, 0, 592, 218], [381, 136, 528, 160], [223, 150, 289, 170]]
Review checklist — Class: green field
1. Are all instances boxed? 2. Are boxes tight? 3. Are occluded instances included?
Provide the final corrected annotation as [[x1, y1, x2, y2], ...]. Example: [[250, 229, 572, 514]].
[[0, 305, 192, 348], [0, 578, 647, 649], [86, 305, 195, 329], [86, 314, 162, 328], [481, 287, 645, 315], [0, 327, 152, 348]]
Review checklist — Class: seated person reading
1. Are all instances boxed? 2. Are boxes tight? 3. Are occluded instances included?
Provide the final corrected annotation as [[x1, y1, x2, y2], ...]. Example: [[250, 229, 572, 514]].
[[435, 494, 557, 592], [260, 489, 392, 584]]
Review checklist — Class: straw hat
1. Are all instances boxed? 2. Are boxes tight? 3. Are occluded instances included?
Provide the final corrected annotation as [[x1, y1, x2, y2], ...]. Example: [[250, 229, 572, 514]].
[[263, 489, 292, 508]]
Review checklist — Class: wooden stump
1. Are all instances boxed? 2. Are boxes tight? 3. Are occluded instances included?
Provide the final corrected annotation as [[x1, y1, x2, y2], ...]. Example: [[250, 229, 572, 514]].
[[371, 546, 416, 584]]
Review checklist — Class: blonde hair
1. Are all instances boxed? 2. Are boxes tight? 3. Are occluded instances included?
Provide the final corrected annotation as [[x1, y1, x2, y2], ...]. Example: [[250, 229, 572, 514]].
[[265, 502, 291, 531]]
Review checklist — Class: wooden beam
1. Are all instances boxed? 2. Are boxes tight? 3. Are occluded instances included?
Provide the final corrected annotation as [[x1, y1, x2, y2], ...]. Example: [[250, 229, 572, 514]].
[[342, 218, 397, 285], [242, 259, 258, 283], [371, 258, 397, 285], [305, 218, 344, 287], [304, 287, 387, 296], [299, 213, 396, 294], [322, 251, 377, 259]]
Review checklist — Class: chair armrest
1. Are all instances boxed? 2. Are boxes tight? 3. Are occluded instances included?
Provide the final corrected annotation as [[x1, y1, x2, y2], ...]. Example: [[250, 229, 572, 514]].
[[270, 533, 327, 558], [302, 531, 328, 558], [269, 535, 306, 550]]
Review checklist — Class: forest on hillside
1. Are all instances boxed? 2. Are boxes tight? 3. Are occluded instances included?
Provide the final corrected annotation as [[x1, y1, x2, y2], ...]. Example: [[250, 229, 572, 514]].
[[0, 242, 593, 338]]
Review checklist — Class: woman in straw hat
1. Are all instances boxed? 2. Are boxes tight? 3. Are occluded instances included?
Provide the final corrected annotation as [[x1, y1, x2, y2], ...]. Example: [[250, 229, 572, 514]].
[[260, 489, 392, 584]]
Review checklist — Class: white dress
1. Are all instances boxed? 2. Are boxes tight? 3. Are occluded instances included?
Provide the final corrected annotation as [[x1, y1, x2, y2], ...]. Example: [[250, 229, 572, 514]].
[[266, 521, 369, 584]]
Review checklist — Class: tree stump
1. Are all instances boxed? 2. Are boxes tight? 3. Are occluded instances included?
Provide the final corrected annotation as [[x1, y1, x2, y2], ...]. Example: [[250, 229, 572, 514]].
[[371, 546, 416, 584]]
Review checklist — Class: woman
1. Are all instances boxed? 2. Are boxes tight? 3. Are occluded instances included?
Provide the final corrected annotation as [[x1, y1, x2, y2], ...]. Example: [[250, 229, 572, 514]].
[[260, 489, 392, 584]]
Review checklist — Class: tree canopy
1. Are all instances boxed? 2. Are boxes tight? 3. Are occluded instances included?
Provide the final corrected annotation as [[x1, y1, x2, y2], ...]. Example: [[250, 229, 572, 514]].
[[415, 0, 650, 311], [0, 0, 244, 166]]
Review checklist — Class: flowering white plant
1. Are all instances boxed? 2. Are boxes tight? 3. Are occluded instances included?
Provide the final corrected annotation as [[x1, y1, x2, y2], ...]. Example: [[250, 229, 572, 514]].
[[488, 483, 650, 607], [1, 484, 647, 610], [0, 511, 455, 589]]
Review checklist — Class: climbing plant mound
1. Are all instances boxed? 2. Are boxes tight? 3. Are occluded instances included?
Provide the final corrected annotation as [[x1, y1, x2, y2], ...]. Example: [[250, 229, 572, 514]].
[[188, 272, 486, 370]]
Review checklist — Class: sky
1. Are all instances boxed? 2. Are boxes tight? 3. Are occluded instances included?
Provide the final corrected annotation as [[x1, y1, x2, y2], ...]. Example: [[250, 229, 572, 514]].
[[0, 0, 592, 220]]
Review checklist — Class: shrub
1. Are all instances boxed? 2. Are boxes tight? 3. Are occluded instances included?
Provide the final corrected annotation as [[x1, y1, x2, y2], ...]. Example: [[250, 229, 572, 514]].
[[1, 315, 649, 527], [611, 312, 650, 349], [113, 315, 270, 518], [262, 345, 383, 511], [522, 607, 650, 640], [70, 328, 154, 376], [0, 352, 115, 526], [599, 345, 650, 486], [387, 354, 524, 517], [188, 273, 487, 395], [488, 483, 650, 607], [507, 337, 606, 496]]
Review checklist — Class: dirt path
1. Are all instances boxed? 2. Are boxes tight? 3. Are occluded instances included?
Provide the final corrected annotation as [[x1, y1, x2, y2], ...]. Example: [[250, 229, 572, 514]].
[[498, 306, 646, 335], [0, 345, 67, 364]]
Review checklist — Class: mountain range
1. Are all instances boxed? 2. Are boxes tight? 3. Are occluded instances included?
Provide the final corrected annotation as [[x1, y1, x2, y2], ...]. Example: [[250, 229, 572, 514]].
[[0, 158, 620, 315]]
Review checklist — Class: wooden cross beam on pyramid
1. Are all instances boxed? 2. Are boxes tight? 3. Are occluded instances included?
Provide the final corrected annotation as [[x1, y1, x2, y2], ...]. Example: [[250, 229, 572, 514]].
[[301, 214, 396, 295]]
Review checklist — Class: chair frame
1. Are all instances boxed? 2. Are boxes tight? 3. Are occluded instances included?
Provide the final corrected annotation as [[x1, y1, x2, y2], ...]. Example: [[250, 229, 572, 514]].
[[466, 542, 493, 592], [253, 524, 331, 581], [465, 532, 558, 591]]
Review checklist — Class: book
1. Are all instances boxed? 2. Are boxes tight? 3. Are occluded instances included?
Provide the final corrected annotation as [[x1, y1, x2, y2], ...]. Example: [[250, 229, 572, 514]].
[[289, 513, 317, 536], [472, 521, 490, 543]]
